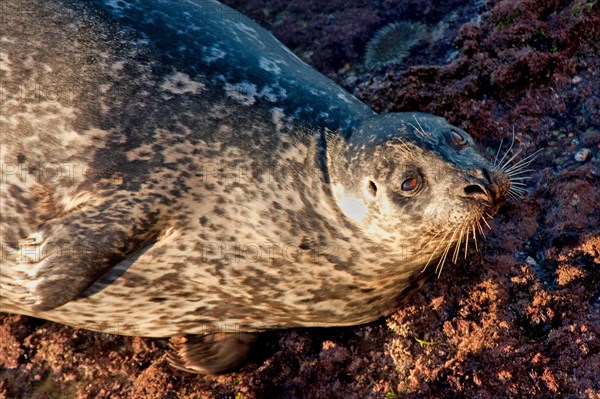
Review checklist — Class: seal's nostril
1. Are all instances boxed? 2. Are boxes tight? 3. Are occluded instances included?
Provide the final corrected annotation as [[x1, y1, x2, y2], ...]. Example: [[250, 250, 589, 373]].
[[464, 184, 490, 201], [368, 180, 377, 196]]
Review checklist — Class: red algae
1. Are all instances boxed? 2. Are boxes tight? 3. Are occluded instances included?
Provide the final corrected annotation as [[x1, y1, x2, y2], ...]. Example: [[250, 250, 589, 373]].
[[2, 0, 599, 398]]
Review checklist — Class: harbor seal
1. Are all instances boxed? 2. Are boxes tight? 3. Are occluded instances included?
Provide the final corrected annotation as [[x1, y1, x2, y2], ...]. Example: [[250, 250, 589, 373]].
[[1, 0, 518, 374]]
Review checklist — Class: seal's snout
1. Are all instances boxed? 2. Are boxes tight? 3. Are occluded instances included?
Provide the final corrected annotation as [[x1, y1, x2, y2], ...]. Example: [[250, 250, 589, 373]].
[[460, 167, 507, 206]]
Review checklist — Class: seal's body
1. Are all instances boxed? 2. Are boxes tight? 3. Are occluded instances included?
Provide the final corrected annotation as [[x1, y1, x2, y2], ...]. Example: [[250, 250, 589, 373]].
[[1, 0, 510, 373]]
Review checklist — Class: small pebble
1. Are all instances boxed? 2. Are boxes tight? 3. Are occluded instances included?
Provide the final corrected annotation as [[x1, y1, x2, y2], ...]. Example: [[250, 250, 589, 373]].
[[574, 148, 590, 162], [571, 76, 582, 84], [526, 256, 538, 266], [570, 194, 580, 206]]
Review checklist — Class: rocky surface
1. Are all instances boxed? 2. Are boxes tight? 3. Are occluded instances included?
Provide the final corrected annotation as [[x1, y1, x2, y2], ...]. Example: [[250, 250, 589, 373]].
[[1, 0, 599, 398]]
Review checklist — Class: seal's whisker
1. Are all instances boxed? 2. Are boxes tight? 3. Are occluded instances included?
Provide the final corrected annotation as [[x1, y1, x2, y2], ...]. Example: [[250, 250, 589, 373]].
[[429, 227, 455, 275], [464, 226, 470, 259], [508, 148, 541, 165], [396, 138, 413, 154], [496, 131, 516, 168], [506, 158, 536, 168], [504, 161, 536, 175], [440, 227, 460, 272], [456, 221, 470, 262], [509, 186, 528, 195], [505, 154, 537, 169], [435, 240, 452, 277], [508, 182, 528, 188], [509, 182, 529, 189], [493, 138, 504, 167], [506, 176, 533, 181], [482, 215, 492, 230], [509, 193, 525, 200], [508, 183, 529, 193], [421, 227, 452, 273], [499, 148, 523, 171], [476, 220, 486, 237], [408, 115, 430, 138], [452, 227, 464, 264], [509, 187, 527, 196], [510, 185, 528, 193], [437, 226, 461, 276], [509, 191, 525, 200], [506, 169, 535, 177], [505, 167, 535, 179], [503, 149, 541, 174], [420, 228, 443, 272], [507, 190, 522, 201], [471, 224, 479, 252], [508, 188, 518, 198], [496, 130, 540, 185], [407, 123, 422, 138]]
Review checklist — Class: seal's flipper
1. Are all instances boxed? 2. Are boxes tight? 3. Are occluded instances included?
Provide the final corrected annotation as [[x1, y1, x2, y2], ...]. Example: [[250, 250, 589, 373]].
[[167, 333, 258, 374], [0, 207, 156, 311]]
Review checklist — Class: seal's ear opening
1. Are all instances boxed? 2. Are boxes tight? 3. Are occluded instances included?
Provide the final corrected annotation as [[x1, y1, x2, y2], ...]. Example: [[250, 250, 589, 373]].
[[368, 180, 378, 196]]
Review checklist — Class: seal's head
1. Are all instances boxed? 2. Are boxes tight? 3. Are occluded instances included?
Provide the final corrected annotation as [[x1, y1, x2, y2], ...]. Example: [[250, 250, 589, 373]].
[[327, 112, 510, 270]]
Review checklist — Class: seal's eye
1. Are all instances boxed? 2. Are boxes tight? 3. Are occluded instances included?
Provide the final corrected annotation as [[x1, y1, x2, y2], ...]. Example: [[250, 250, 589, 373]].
[[450, 130, 468, 148], [401, 177, 420, 192]]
